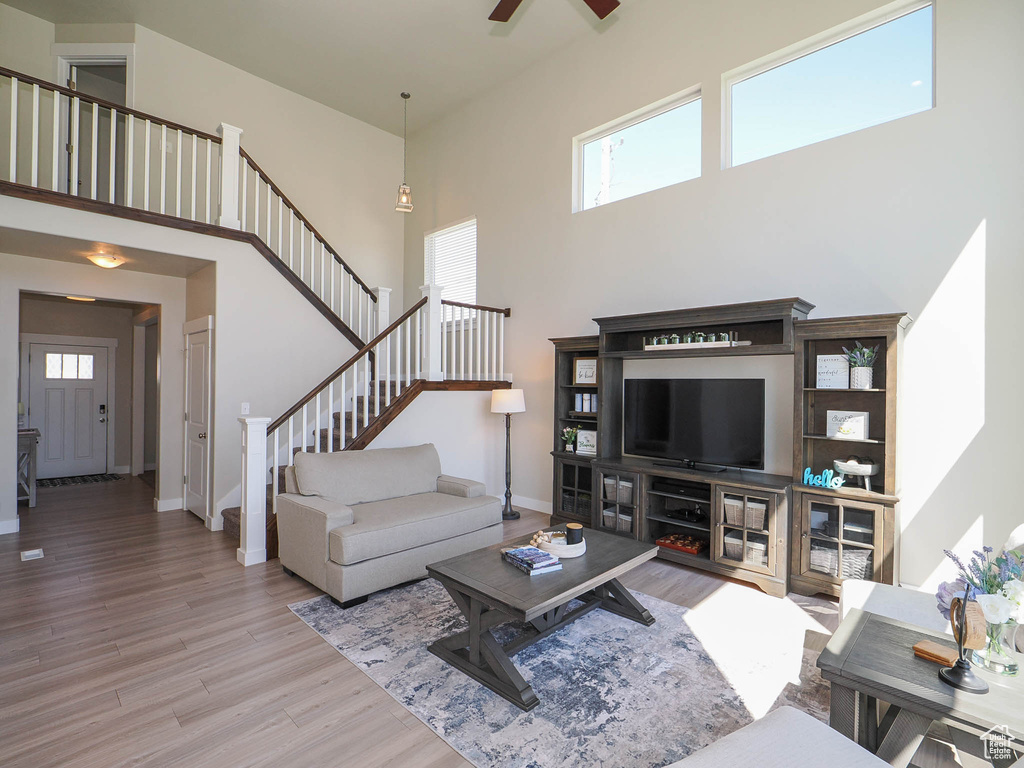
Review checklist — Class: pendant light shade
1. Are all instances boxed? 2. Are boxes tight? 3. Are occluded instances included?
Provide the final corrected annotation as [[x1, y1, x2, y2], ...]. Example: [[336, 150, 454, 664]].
[[396, 91, 413, 213]]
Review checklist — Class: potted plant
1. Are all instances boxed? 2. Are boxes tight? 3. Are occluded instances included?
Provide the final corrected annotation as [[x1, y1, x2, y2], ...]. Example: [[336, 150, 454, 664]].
[[842, 341, 880, 389], [561, 426, 579, 453]]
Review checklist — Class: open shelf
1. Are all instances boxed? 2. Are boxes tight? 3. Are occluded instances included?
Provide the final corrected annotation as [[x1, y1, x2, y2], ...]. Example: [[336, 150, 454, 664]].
[[647, 489, 711, 504], [803, 434, 885, 445], [646, 513, 710, 532], [803, 387, 885, 393]]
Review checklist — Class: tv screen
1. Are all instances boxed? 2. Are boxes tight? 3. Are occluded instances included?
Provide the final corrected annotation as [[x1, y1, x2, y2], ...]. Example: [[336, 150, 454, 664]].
[[623, 379, 765, 470]]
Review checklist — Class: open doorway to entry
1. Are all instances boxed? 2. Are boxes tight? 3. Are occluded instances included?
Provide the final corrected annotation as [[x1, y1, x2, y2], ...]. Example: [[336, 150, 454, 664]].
[[18, 293, 159, 497]]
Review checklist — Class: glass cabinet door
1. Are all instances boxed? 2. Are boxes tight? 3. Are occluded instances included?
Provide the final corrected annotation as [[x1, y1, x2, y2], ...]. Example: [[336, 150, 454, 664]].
[[714, 486, 777, 575], [800, 494, 883, 583], [596, 468, 638, 538], [556, 459, 593, 524]]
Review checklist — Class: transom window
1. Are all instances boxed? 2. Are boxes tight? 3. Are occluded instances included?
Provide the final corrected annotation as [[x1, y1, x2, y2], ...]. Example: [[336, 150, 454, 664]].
[[574, 87, 702, 213], [725, 1, 934, 167], [45, 353, 94, 380], [425, 218, 477, 318]]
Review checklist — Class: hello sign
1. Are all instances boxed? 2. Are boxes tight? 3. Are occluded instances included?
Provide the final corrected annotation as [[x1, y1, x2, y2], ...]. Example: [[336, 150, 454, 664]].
[[803, 467, 845, 490]]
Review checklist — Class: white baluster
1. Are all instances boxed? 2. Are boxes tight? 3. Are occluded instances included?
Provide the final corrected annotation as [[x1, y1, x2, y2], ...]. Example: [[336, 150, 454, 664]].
[[253, 176, 260, 237], [314, 392, 321, 453], [385, 334, 392, 407], [159, 124, 166, 213], [51, 91, 59, 191], [319, 242, 325, 302], [499, 314, 505, 381], [126, 115, 134, 205], [362, 353, 369, 431], [415, 308, 422, 380], [299, 224, 305, 284], [483, 311, 490, 382], [329, 256, 335, 315], [191, 134, 197, 220], [339, 369, 347, 449], [301, 401, 307, 455], [277, 196, 283, 257], [89, 103, 98, 199], [108, 109, 117, 203], [287, 415, 294, 466], [204, 138, 212, 223], [395, 324, 402, 397], [30, 84, 39, 187], [174, 128, 182, 216], [71, 97, 80, 196], [265, 182, 271, 246], [272, 429, 279, 517], [142, 119, 150, 208], [239, 160, 247, 231], [288, 210, 295, 270], [8, 76, 17, 182], [327, 382, 334, 453]]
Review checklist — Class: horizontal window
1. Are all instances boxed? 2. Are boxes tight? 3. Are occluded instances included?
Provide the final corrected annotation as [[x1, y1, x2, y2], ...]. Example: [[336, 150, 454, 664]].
[[45, 353, 94, 380], [574, 88, 701, 212], [726, 2, 934, 167]]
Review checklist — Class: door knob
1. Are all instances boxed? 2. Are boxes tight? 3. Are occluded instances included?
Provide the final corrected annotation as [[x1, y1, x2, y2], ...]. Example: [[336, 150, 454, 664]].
[[99, 417, 107, 423], [198, 432, 207, 439]]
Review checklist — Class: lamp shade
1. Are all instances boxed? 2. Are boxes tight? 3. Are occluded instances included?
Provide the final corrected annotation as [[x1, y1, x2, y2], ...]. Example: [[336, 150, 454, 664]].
[[491, 388, 525, 414], [395, 184, 414, 213]]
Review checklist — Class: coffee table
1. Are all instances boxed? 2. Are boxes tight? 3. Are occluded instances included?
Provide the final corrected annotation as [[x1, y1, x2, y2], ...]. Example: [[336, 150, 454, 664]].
[[426, 529, 658, 710], [818, 609, 1024, 767]]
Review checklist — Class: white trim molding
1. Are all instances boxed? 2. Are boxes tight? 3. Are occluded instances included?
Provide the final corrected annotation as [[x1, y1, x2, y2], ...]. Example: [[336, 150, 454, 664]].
[[52, 43, 137, 107], [154, 497, 183, 512], [0, 518, 20, 536]]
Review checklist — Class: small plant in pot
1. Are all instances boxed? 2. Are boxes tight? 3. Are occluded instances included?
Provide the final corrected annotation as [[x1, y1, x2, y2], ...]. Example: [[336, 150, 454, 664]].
[[561, 426, 579, 453], [843, 341, 880, 389]]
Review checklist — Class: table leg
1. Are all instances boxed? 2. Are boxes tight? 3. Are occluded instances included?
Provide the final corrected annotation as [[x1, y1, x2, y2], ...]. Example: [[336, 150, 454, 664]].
[[829, 682, 862, 743], [427, 583, 539, 711], [874, 709, 932, 768], [592, 578, 655, 626]]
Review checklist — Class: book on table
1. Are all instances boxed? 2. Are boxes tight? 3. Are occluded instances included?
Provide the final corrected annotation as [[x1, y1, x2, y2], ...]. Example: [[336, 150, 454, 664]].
[[501, 546, 562, 575]]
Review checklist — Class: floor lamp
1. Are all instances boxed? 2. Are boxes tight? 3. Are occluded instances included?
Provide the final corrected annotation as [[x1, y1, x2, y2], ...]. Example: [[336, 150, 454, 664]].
[[491, 389, 526, 520]]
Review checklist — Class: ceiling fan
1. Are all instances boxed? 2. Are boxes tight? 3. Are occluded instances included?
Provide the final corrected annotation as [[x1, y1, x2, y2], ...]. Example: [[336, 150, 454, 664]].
[[489, 0, 620, 22]]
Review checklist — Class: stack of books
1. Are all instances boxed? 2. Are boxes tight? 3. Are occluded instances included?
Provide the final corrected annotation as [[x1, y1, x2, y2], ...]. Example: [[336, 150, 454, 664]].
[[501, 546, 562, 575]]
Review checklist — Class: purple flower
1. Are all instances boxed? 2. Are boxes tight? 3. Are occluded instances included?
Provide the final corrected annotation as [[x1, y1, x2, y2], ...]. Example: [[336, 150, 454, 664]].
[[935, 578, 965, 621], [983, 546, 994, 554]]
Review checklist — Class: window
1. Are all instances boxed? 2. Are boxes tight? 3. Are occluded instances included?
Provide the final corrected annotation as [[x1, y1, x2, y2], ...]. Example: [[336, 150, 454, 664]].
[[574, 88, 702, 212], [425, 218, 477, 316], [725, 2, 933, 168], [45, 353, 94, 380]]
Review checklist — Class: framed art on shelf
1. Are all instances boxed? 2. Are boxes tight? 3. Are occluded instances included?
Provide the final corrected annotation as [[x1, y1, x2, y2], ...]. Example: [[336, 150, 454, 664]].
[[816, 355, 850, 388], [576, 429, 597, 456], [826, 410, 870, 440], [574, 358, 598, 385]]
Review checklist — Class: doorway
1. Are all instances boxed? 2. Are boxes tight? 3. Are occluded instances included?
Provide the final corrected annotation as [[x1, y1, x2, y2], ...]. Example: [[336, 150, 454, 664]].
[[183, 317, 214, 525]]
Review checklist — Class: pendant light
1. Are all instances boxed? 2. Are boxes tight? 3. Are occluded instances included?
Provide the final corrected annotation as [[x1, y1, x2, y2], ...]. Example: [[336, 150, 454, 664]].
[[395, 92, 414, 213]]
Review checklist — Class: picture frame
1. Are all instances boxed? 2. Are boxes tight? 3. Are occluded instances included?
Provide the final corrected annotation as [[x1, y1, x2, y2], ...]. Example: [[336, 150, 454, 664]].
[[576, 429, 598, 456], [574, 357, 598, 386], [826, 410, 870, 440], [816, 355, 849, 389]]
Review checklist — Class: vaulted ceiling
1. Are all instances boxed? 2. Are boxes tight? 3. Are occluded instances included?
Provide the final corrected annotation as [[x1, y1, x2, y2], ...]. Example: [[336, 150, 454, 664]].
[[7, 0, 629, 135]]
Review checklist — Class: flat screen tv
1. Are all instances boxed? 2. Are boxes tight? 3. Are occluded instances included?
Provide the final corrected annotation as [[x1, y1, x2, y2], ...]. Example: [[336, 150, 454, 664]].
[[623, 378, 765, 470]]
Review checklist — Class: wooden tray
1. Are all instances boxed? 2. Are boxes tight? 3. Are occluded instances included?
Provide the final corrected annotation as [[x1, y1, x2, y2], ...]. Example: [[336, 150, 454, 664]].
[[656, 537, 706, 555], [535, 539, 587, 559]]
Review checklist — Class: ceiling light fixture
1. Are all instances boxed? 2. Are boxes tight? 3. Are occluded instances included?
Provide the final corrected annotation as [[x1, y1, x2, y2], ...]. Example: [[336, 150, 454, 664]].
[[66, 296, 96, 302], [87, 253, 125, 269], [395, 92, 414, 213]]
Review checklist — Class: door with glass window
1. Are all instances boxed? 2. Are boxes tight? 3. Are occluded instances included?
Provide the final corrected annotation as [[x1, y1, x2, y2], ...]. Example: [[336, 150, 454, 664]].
[[28, 344, 109, 478]]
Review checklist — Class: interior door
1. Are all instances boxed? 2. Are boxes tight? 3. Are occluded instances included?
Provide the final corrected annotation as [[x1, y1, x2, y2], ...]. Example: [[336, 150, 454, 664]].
[[184, 328, 212, 522], [28, 343, 109, 478]]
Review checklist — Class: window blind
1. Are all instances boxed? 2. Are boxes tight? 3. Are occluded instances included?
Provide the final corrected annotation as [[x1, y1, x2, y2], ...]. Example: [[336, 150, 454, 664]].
[[425, 218, 477, 307]]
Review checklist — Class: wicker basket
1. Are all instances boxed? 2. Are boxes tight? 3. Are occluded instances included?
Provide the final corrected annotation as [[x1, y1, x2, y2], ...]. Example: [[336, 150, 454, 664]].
[[745, 500, 767, 531], [809, 542, 839, 577], [577, 493, 591, 518], [616, 512, 633, 534], [841, 548, 874, 580], [602, 507, 617, 529], [724, 531, 767, 566], [561, 491, 575, 515], [604, 478, 634, 504], [723, 497, 744, 526]]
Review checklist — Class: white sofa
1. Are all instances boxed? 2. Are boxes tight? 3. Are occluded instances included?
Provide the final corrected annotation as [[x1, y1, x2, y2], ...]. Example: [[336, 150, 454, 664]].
[[277, 444, 503, 606]]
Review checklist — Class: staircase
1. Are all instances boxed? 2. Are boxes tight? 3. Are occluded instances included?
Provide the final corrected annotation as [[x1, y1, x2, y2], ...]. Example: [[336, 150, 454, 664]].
[[0, 65, 379, 350]]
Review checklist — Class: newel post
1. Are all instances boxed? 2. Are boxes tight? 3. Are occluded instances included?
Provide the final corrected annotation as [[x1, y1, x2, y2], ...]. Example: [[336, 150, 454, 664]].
[[238, 416, 270, 566], [372, 287, 391, 336], [421, 283, 443, 381], [217, 122, 244, 230]]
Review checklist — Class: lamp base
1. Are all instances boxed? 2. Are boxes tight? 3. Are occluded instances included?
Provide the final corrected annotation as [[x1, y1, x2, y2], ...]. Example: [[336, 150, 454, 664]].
[[939, 659, 989, 694], [501, 500, 520, 521]]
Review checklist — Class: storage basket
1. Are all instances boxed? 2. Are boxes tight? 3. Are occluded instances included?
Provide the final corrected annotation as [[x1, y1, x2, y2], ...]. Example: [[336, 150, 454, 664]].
[[745, 500, 767, 531], [602, 507, 617, 529], [616, 480, 634, 504], [841, 548, 873, 580], [723, 497, 744, 526], [809, 541, 839, 577], [616, 512, 633, 534], [561, 491, 575, 515], [725, 531, 767, 566], [577, 493, 592, 518]]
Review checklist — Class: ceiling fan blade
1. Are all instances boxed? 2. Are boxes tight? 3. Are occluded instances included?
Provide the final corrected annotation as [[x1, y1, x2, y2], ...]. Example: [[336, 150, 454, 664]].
[[581, 0, 620, 20], [489, 0, 526, 22]]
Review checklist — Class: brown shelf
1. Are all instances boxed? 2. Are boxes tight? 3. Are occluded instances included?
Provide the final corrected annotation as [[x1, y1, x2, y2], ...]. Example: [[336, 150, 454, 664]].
[[566, 412, 598, 419], [791, 483, 899, 504], [803, 434, 885, 445], [604, 343, 795, 360], [559, 383, 597, 388], [803, 387, 885, 393]]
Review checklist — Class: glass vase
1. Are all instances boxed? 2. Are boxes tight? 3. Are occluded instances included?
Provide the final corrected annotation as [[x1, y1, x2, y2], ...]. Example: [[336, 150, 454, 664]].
[[972, 620, 1020, 676]]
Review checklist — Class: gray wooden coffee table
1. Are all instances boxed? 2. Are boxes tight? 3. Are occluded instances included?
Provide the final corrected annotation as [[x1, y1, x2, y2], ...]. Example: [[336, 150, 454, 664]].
[[818, 609, 1024, 767], [426, 529, 658, 710]]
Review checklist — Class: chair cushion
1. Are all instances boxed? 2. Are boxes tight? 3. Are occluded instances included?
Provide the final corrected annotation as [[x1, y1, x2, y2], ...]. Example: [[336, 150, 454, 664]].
[[666, 707, 888, 767], [329, 492, 501, 565], [293, 444, 441, 506]]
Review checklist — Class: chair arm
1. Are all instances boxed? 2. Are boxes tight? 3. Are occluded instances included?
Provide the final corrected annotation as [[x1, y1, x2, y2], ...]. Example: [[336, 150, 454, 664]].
[[276, 493, 354, 591], [437, 474, 486, 498]]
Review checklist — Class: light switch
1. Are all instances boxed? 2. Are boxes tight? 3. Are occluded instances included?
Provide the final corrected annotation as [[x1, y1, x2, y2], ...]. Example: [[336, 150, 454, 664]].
[[241, 402, 250, 415]]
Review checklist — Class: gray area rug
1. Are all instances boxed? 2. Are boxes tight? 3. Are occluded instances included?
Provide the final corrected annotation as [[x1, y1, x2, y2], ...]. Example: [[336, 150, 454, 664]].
[[290, 580, 830, 767], [37, 473, 123, 488]]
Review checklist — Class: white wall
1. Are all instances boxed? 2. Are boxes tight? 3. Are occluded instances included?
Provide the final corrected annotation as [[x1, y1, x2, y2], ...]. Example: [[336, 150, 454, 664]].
[[403, 0, 1024, 587], [0, 195, 359, 528], [0, 3, 53, 79], [0, 250, 186, 532]]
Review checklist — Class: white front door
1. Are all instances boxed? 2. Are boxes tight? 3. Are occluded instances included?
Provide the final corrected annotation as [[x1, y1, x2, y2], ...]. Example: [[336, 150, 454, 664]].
[[29, 343, 109, 478], [184, 328, 212, 522]]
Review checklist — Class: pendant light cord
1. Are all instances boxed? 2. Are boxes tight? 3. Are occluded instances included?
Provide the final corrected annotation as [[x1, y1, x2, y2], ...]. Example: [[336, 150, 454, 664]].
[[402, 93, 409, 184]]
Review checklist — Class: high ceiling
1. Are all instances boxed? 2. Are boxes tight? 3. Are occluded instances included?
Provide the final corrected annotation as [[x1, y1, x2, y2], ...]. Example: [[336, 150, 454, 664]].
[[9, 0, 628, 135]]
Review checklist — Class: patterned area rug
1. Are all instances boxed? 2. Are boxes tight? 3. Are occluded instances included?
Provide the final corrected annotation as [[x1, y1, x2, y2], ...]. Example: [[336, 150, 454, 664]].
[[37, 473, 123, 488], [290, 579, 831, 768]]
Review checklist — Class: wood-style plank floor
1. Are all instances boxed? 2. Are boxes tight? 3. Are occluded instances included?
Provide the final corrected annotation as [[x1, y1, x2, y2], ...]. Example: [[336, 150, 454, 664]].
[[0, 476, 856, 767]]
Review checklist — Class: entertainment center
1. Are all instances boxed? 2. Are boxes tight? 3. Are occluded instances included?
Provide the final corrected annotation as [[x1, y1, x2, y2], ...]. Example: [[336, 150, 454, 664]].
[[550, 298, 911, 598]]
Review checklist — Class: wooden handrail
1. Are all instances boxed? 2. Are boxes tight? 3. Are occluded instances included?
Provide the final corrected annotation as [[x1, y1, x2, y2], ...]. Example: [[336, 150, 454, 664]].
[[269, 296, 428, 433], [0, 65, 222, 143], [239, 148, 376, 301], [441, 299, 511, 317]]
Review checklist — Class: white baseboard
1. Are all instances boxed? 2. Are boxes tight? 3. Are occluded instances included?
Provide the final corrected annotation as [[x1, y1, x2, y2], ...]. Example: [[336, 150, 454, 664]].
[[144, 462, 157, 471], [237, 547, 267, 566], [154, 497, 183, 512], [206, 514, 224, 532], [113, 464, 130, 474], [514, 495, 552, 516], [0, 518, 20, 535]]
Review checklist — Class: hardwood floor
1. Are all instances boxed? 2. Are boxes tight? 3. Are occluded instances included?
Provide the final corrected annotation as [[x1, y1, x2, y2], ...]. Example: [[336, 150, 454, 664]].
[[1, 477, 844, 767]]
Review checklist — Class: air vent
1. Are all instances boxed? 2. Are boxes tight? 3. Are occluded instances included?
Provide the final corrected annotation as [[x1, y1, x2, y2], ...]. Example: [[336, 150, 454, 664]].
[[20, 549, 44, 561]]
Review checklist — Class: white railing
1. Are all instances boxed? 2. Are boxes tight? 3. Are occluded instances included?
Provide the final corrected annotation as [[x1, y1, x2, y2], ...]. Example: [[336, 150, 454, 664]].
[[440, 300, 507, 382], [0, 65, 379, 344], [238, 149, 379, 343], [1, 65, 221, 221]]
